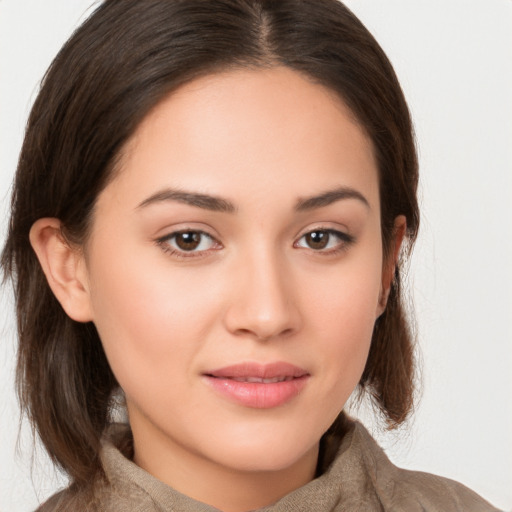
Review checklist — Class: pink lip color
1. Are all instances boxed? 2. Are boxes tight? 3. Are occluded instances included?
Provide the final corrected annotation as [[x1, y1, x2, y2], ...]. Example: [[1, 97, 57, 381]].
[[203, 362, 309, 409]]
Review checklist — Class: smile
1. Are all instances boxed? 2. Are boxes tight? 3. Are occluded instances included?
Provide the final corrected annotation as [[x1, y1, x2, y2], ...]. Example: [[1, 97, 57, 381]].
[[203, 362, 310, 409], [230, 376, 295, 383]]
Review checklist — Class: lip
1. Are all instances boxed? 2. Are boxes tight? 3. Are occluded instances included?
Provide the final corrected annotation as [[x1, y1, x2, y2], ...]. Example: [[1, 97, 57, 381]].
[[203, 362, 310, 409]]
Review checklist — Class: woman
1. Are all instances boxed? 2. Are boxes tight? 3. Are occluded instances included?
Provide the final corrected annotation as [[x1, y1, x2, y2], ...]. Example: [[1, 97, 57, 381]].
[[1, 1, 503, 510]]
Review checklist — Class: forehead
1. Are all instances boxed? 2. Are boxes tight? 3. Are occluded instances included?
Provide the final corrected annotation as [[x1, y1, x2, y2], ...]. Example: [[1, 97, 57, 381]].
[[102, 66, 379, 214]]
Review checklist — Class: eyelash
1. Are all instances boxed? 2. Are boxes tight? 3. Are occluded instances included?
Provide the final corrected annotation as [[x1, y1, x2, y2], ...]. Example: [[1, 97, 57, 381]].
[[294, 228, 355, 255], [155, 227, 355, 259]]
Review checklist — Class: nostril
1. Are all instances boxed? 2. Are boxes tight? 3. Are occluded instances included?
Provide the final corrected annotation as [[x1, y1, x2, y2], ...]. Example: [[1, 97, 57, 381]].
[[253, 327, 294, 341]]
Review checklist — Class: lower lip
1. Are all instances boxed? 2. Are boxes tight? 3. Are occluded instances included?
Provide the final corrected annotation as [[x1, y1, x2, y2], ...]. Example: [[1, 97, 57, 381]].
[[203, 375, 309, 409]]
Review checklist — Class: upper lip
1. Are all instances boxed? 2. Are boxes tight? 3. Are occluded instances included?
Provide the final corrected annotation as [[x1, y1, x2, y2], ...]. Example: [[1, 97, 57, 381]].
[[205, 362, 309, 380]]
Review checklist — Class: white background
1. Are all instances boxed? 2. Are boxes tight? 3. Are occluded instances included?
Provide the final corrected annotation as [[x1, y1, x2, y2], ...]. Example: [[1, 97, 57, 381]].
[[1, 1, 511, 511]]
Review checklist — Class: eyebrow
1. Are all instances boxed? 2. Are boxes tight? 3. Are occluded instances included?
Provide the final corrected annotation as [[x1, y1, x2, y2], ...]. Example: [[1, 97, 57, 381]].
[[136, 185, 369, 213], [295, 186, 370, 211], [137, 189, 236, 213]]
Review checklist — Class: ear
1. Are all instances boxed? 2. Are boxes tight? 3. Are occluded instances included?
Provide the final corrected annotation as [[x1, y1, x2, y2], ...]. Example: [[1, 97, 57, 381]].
[[29, 218, 93, 322], [376, 215, 407, 317]]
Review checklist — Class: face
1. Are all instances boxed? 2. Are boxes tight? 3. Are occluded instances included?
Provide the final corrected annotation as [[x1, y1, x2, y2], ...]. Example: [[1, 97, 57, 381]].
[[82, 67, 388, 478]]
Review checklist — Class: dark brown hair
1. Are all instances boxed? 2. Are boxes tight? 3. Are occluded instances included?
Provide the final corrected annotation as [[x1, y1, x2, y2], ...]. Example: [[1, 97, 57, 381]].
[[2, 0, 419, 495]]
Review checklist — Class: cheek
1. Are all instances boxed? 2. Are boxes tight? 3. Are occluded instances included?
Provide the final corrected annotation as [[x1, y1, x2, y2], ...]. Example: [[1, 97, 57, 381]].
[[85, 241, 223, 393], [302, 253, 382, 389], [305, 247, 382, 327]]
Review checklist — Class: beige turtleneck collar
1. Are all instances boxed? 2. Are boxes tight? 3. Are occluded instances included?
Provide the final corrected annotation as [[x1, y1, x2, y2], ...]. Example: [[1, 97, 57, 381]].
[[87, 418, 499, 512]]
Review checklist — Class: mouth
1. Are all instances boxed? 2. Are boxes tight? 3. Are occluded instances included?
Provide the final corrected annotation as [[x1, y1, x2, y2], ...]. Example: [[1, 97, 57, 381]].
[[203, 362, 310, 409]]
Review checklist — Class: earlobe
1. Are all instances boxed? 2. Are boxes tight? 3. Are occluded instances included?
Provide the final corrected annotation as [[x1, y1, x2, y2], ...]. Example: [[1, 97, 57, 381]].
[[29, 218, 93, 322], [376, 215, 407, 317]]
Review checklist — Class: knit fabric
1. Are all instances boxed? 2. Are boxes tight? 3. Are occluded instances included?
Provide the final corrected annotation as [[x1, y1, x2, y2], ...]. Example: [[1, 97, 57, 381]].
[[40, 419, 501, 511]]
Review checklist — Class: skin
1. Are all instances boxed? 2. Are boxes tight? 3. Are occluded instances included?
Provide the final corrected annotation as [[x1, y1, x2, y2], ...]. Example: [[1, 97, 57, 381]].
[[30, 67, 405, 512]]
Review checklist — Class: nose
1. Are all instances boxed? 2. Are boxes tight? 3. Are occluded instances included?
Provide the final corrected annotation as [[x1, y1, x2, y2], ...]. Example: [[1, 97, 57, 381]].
[[223, 249, 302, 341]]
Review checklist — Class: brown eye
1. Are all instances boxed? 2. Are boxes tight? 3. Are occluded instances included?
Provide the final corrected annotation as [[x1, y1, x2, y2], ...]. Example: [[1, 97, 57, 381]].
[[304, 231, 329, 250], [175, 231, 202, 251]]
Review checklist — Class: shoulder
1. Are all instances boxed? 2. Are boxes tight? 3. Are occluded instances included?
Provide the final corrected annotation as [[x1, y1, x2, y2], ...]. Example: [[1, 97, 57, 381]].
[[35, 425, 162, 512], [350, 421, 502, 512], [35, 477, 159, 512]]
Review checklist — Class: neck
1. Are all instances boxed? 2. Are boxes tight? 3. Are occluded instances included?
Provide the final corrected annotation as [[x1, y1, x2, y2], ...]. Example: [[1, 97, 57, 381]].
[[131, 421, 319, 512]]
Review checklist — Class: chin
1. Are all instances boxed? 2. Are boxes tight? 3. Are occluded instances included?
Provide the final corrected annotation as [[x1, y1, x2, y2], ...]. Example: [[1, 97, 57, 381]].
[[197, 424, 321, 473]]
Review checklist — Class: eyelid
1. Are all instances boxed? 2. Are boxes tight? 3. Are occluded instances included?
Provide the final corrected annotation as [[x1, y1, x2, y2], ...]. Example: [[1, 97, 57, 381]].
[[295, 223, 353, 240]]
